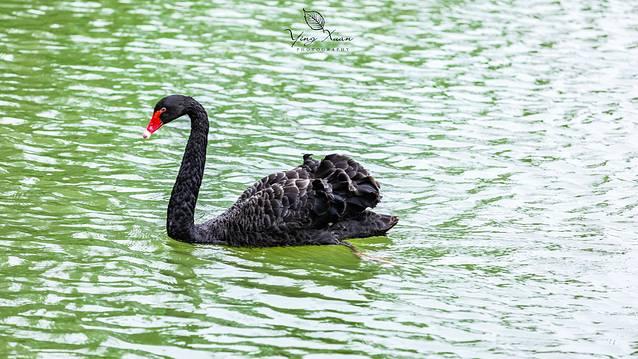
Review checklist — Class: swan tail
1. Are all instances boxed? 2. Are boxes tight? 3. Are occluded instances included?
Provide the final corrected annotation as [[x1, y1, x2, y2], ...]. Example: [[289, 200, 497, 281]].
[[331, 211, 399, 240]]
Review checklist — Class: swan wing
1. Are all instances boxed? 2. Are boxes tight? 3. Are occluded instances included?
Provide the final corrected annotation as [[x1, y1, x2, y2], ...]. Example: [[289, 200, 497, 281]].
[[235, 167, 312, 203], [213, 154, 382, 246], [310, 154, 381, 218], [232, 153, 319, 206], [216, 178, 318, 245]]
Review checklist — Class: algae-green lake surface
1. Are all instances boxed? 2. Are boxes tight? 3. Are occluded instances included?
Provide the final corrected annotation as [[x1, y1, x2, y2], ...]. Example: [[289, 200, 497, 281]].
[[1, 0, 637, 357]]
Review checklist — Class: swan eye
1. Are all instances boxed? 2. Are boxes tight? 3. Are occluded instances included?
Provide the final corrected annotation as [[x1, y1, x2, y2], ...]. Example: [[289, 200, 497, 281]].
[[159, 107, 167, 113]]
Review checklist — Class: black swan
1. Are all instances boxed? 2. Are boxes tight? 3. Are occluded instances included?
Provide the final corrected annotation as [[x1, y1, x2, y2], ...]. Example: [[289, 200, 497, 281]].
[[142, 95, 398, 246]]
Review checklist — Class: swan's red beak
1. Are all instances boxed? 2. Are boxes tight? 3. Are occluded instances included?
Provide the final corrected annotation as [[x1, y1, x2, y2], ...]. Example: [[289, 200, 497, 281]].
[[143, 111, 163, 139]]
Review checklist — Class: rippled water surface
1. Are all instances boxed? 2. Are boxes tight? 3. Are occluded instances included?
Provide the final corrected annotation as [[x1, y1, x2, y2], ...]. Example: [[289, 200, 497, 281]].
[[1, 0, 638, 357]]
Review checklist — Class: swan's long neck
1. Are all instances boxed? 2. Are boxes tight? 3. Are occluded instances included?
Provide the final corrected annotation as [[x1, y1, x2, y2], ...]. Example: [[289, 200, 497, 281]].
[[166, 99, 209, 242]]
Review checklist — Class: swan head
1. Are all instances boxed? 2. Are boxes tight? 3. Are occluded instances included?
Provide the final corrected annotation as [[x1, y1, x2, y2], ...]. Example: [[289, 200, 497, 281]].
[[143, 95, 191, 139]]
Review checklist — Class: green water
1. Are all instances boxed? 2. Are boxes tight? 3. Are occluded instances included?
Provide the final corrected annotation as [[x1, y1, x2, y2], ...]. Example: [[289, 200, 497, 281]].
[[1, 0, 637, 357]]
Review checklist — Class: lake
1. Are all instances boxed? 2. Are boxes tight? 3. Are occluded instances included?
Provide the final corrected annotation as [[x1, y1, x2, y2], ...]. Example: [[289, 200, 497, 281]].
[[0, 0, 637, 357]]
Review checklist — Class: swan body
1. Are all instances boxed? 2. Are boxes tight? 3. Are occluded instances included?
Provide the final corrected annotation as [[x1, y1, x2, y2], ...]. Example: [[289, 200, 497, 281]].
[[143, 95, 398, 246]]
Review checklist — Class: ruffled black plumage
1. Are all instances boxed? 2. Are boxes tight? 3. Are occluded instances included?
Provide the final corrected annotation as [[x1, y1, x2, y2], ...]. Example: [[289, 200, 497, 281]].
[[200, 153, 398, 246]]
